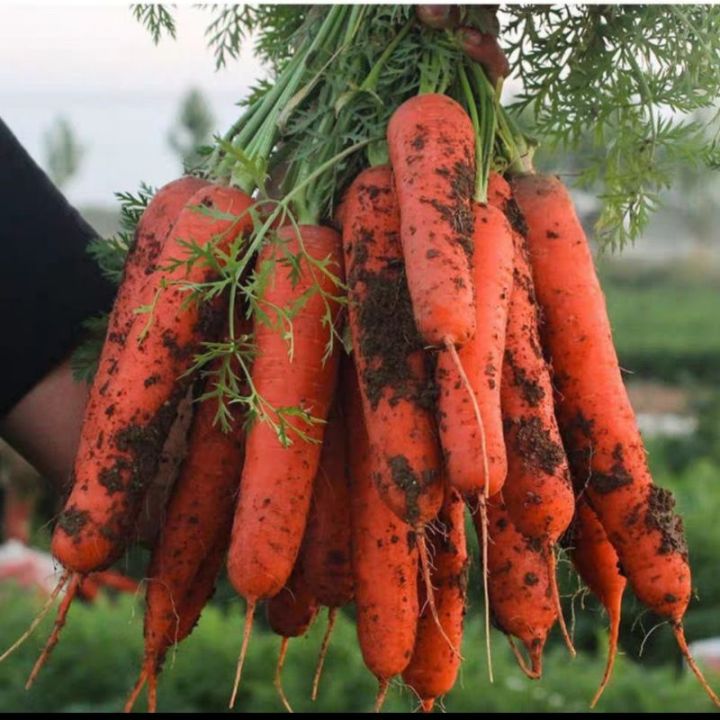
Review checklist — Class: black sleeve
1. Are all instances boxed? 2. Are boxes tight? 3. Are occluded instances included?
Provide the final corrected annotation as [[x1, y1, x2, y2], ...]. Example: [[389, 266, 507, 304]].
[[0, 117, 116, 417]]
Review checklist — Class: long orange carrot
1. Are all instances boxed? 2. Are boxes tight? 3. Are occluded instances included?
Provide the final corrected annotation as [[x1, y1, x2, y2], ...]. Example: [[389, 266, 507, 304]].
[[226, 224, 343, 706], [52, 184, 253, 575], [513, 172, 718, 705], [345, 358, 418, 711], [125, 362, 245, 712], [387, 93, 477, 347], [403, 487, 468, 712]]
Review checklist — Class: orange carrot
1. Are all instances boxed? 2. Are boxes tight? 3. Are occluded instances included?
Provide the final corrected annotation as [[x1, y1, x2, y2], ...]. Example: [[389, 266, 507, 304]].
[[570, 497, 626, 707], [345, 358, 418, 710], [435, 201, 513, 498], [52, 184, 253, 575], [341, 164, 442, 527], [226, 224, 343, 705], [513, 172, 718, 704], [488, 174, 574, 653], [124, 364, 245, 713], [403, 487, 468, 711], [477, 494, 557, 678], [387, 93, 476, 347]]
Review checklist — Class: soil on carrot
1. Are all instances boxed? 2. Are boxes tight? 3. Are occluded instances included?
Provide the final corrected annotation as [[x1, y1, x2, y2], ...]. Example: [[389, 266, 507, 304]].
[[505, 197, 529, 238], [645, 486, 689, 560], [352, 230, 429, 411], [56, 507, 90, 538], [507, 416, 566, 477], [504, 349, 545, 406], [589, 443, 634, 495], [388, 455, 438, 526]]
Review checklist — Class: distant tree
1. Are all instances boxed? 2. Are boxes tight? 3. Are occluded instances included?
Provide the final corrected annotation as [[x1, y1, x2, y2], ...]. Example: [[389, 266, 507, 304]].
[[168, 88, 215, 171], [44, 116, 85, 189]]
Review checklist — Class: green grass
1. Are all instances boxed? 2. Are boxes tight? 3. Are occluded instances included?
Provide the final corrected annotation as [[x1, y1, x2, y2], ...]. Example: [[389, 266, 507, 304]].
[[598, 260, 720, 382]]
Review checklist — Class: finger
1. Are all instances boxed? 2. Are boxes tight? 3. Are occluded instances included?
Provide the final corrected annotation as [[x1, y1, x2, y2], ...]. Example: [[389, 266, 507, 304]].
[[456, 27, 510, 86], [416, 5, 460, 30]]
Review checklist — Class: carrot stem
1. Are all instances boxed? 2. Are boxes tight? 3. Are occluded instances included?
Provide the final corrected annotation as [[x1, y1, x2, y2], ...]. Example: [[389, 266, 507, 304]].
[[507, 636, 540, 680], [673, 623, 720, 708], [417, 531, 460, 660], [311, 607, 337, 701], [374, 679, 389, 713], [123, 663, 149, 714], [26, 573, 81, 689], [477, 496, 494, 684], [0, 570, 69, 664], [590, 596, 621, 708], [546, 549, 576, 657], [274, 637, 293, 713], [229, 599, 256, 709]]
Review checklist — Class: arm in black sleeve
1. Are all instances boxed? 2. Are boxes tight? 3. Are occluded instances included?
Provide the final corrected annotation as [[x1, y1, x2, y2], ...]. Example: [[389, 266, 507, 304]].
[[0, 116, 116, 417]]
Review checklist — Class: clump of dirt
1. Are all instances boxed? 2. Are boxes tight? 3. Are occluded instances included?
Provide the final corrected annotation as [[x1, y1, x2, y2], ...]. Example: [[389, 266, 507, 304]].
[[505, 197, 529, 237], [645, 486, 688, 560], [504, 350, 545, 406], [388, 455, 423, 525], [509, 416, 565, 476], [589, 443, 634, 494], [57, 506, 89, 538], [524, 572, 539, 586], [352, 238, 428, 410]]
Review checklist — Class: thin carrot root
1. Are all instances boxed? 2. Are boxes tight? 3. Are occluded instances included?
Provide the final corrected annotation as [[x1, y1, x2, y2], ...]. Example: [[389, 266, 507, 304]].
[[26, 572, 81, 688], [590, 602, 621, 709], [311, 607, 337, 701], [417, 531, 460, 660], [147, 670, 158, 713], [374, 679, 389, 713], [477, 497, 494, 684], [673, 623, 720, 708], [507, 636, 540, 680], [421, 698, 435, 713], [0, 570, 69, 664], [547, 550, 576, 657], [229, 599, 256, 709], [123, 664, 149, 714], [274, 637, 293, 713]]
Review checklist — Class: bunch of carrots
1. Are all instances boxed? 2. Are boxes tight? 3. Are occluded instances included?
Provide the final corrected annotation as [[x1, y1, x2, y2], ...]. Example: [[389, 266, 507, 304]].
[[3, 6, 719, 714]]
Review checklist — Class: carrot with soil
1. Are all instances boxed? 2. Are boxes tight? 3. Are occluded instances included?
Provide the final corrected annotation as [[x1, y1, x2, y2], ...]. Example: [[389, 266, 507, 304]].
[[124, 363, 246, 713], [387, 93, 476, 348], [345, 359, 419, 712], [226, 224, 344, 707], [476, 495, 557, 679], [512, 172, 719, 704], [402, 487, 468, 713], [340, 164, 448, 652], [489, 176, 575, 655], [52, 183, 253, 575], [568, 497, 626, 708]]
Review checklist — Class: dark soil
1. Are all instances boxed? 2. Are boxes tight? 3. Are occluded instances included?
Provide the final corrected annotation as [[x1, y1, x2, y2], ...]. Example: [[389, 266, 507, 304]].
[[508, 416, 566, 477], [645, 486, 688, 560], [504, 349, 545, 406], [589, 443, 634, 494]]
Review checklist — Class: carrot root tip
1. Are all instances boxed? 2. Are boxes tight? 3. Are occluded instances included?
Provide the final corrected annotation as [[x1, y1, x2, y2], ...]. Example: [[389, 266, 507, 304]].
[[673, 623, 720, 708], [229, 599, 256, 709]]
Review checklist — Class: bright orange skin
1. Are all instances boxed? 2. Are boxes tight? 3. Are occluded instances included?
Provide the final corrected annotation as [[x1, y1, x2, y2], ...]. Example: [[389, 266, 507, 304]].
[[387, 94, 476, 346], [498, 227, 573, 543], [436, 202, 513, 497], [227, 225, 344, 603], [301, 404, 354, 608], [346, 361, 419, 683], [52, 184, 254, 574], [403, 487, 467, 704], [342, 165, 443, 526], [513, 173, 691, 621], [143, 383, 245, 663], [479, 495, 557, 676]]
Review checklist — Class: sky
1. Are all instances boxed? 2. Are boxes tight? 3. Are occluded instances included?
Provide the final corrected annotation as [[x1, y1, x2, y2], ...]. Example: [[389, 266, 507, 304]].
[[1, 4, 266, 206]]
